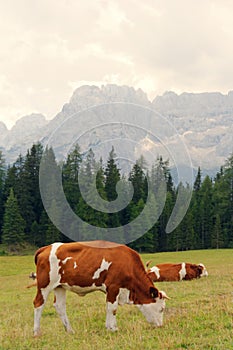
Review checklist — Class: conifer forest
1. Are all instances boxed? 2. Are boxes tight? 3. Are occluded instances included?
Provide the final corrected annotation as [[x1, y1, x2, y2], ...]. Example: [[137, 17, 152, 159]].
[[0, 143, 232, 252]]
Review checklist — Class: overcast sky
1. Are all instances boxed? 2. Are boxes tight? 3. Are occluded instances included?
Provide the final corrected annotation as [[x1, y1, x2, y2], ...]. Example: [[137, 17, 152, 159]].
[[0, 0, 233, 128]]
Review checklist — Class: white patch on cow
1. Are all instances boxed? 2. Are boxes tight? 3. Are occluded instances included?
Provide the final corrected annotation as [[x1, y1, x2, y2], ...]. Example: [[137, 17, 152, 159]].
[[179, 262, 186, 280], [106, 300, 118, 331], [62, 257, 72, 264], [73, 261, 77, 269], [199, 263, 208, 277], [41, 242, 63, 301], [137, 293, 167, 327], [92, 258, 112, 279], [150, 266, 160, 279]]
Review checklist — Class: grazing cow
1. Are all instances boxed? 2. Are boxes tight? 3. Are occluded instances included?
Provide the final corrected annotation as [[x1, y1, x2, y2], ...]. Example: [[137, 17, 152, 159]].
[[146, 262, 208, 282], [33, 241, 170, 336]]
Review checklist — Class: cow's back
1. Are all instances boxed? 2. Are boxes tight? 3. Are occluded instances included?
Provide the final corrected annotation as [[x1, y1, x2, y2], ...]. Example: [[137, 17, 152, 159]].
[[35, 241, 146, 291]]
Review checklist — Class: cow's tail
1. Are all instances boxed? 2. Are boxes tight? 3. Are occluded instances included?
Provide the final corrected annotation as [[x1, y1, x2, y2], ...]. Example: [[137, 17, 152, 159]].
[[34, 246, 49, 265]]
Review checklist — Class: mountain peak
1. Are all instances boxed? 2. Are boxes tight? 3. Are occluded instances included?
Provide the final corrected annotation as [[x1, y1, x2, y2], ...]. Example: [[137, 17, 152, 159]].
[[12, 113, 47, 129], [69, 84, 150, 108]]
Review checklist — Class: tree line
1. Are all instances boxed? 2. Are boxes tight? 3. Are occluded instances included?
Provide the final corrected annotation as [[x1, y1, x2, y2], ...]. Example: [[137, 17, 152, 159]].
[[0, 143, 232, 252]]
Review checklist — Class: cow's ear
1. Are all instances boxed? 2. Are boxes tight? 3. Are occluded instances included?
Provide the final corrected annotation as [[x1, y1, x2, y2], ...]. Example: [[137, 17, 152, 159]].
[[145, 260, 152, 270], [150, 286, 159, 299]]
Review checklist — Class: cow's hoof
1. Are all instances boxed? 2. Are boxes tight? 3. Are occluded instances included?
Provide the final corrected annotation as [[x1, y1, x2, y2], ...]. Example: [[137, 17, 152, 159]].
[[67, 328, 75, 334], [33, 330, 42, 338], [107, 327, 118, 332]]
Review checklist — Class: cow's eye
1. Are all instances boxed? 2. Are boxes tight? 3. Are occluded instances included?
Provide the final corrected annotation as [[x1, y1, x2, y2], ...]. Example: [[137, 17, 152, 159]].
[[160, 307, 164, 313]]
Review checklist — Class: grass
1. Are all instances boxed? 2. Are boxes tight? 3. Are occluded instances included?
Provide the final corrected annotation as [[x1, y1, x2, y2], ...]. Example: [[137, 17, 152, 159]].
[[0, 249, 232, 350]]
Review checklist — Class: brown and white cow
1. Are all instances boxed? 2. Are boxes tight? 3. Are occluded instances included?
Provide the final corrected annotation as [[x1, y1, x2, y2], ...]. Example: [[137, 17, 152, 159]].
[[146, 262, 208, 282], [33, 241, 169, 336]]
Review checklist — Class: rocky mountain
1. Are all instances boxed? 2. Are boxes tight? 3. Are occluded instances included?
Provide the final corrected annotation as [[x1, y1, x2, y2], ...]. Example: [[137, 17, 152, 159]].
[[0, 114, 48, 163], [153, 91, 233, 172], [0, 85, 232, 178]]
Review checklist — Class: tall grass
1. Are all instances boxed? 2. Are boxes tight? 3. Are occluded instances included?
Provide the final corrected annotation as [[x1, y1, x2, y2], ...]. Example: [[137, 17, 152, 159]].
[[0, 249, 232, 349]]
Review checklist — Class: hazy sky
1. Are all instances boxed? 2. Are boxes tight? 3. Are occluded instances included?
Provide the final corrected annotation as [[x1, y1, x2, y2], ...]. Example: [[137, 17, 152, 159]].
[[1, 0, 233, 128]]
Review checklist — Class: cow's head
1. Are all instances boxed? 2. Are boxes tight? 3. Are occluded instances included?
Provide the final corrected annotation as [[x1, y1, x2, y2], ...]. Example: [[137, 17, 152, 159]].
[[137, 288, 170, 327], [198, 263, 208, 277]]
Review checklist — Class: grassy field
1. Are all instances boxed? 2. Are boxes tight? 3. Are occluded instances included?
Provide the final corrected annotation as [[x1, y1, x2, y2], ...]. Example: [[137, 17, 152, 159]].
[[0, 249, 232, 350]]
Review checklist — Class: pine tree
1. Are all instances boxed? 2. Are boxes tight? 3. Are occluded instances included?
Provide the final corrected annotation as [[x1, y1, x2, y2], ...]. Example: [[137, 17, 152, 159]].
[[194, 166, 202, 192], [45, 200, 62, 244], [199, 175, 214, 248], [39, 146, 65, 243], [104, 147, 121, 228], [222, 154, 233, 246], [2, 188, 26, 247], [24, 143, 44, 222], [211, 214, 224, 249], [129, 160, 147, 203], [17, 143, 44, 239], [104, 147, 121, 201], [76, 151, 108, 235], [190, 167, 203, 248], [152, 157, 175, 252], [62, 143, 82, 210]]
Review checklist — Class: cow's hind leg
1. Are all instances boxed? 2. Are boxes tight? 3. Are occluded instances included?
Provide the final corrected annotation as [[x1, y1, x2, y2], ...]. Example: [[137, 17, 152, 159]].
[[33, 288, 50, 337], [53, 286, 74, 334]]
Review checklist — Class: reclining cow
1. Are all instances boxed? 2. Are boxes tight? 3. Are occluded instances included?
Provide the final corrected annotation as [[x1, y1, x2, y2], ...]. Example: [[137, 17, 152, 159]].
[[146, 262, 208, 282], [33, 241, 169, 336]]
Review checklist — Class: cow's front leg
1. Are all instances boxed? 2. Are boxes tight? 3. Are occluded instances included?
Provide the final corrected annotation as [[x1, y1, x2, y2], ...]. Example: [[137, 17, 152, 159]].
[[106, 300, 118, 331]]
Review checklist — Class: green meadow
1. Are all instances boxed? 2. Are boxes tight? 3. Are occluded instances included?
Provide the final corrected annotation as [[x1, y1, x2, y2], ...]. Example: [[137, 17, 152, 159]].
[[0, 249, 232, 350]]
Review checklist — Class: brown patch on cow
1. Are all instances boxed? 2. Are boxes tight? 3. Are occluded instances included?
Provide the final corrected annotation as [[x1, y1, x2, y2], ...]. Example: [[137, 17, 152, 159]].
[[157, 263, 182, 281], [184, 264, 200, 280], [34, 245, 52, 289], [33, 290, 45, 308]]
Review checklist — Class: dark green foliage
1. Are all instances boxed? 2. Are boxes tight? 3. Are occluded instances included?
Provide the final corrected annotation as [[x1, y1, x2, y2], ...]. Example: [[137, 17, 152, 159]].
[[104, 147, 121, 228], [2, 188, 26, 246], [62, 144, 82, 210], [0, 142, 233, 252]]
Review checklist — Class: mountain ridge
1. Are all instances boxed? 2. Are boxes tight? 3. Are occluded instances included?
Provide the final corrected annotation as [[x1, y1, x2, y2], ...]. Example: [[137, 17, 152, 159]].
[[0, 85, 232, 175]]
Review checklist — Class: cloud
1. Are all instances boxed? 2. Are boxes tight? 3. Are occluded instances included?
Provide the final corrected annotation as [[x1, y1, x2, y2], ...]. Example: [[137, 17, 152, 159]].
[[0, 0, 233, 127]]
